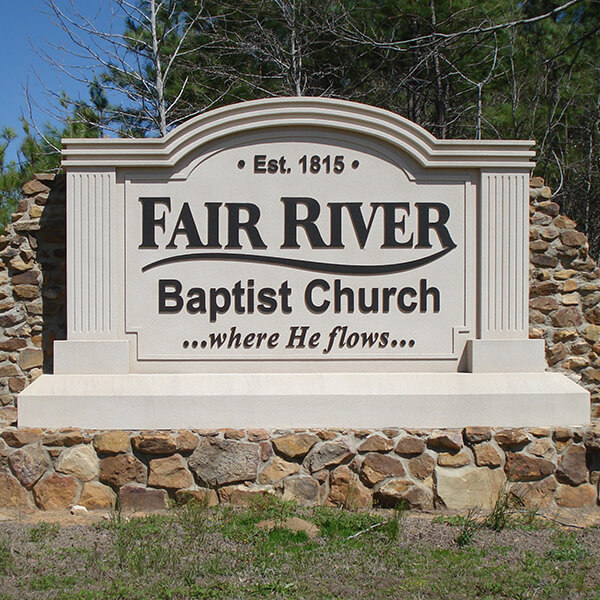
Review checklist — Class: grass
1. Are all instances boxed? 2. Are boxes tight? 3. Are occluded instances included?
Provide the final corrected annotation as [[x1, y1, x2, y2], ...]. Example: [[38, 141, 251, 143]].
[[0, 498, 598, 599]]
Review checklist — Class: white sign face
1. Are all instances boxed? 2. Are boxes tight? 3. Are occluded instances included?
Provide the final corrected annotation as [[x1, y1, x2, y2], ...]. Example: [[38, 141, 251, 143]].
[[125, 131, 475, 364]]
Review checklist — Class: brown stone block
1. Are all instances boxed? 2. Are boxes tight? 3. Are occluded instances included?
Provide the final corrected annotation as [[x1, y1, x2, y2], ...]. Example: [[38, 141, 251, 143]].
[[43, 429, 85, 447], [0, 364, 21, 377], [360, 452, 405, 486], [504, 453, 555, 482], [223, 429, 245, 440], [131, 432, 176, 455], [529, 297, 559, 312], [306, 440, 354, 473], [560, 230, 588, 247], [282, 476, 320, 505], [1, 428, 43, 447], [218, 484, 275, 506], [33, 473, 78, 510], [99, 454, 146, 487], [375, 479, 432, 510], [8, 444, 49, 489], [554, 215, 577, 229], [395, 436, 425, 456], [119, 484, 168, 512], [22, 179, 50, 195], [247, 429, 269, 442], [551, 307, 583, 327], [556, 444, 587, 486], [0, 339, 27, 351], [408, 453, 435, 480], [8, 377, 26, 393]]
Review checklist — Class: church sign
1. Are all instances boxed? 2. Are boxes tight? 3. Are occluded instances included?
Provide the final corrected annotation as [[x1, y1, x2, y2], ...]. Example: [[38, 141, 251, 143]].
[[19, 98, 589, 428]]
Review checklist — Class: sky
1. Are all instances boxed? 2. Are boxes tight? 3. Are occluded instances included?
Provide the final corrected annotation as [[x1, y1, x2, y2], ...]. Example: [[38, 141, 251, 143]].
[[1, 1, 122, 163]]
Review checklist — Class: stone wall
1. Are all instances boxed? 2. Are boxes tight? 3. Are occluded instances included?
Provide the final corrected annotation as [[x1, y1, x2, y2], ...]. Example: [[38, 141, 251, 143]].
[[1, 174, 600, 513], [0, 174, 66, 426], [1, 426, 599, 513], [529, 177, 600, 418]]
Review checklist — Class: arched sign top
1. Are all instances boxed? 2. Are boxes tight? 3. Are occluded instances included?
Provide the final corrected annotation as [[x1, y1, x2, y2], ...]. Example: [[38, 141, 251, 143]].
[[62, 97, 535, 169]]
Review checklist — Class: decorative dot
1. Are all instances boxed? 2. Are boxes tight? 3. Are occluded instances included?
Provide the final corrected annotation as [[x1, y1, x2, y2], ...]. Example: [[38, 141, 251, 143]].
[[183, 340, 189, 349], [399, 340, 406, 348], [391, 339, 397, 348], [201, 340, 207, 349], [237, 160, 245, 169], [191, 340, 198, 349], [408, 339, 415, 348], [351, 160, 360, 169]]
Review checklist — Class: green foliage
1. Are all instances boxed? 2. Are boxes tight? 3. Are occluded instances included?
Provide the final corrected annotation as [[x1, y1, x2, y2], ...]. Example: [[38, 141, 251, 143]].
[[454, 508, 480, 547], [28, 521, 60, 543], [547, 530, 589, 561], [0, 540, 14, 575]]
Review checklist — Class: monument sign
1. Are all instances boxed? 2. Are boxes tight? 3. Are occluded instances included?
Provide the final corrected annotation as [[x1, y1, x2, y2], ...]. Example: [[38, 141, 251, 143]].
[[19, 98, 589, 428]]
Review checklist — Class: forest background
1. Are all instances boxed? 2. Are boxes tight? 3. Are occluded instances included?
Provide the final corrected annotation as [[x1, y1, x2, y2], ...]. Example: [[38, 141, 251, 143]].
[[1, 0, 599, 257]]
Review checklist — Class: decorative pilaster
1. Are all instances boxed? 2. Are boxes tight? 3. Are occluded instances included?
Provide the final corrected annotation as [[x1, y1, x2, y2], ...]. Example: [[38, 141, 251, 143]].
[[479, 170, 529, 339], [67, 169, 117, 339]]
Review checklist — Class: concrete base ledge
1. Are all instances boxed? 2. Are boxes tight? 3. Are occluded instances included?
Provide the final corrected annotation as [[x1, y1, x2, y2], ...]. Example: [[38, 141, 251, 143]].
[[18, 372, 589, 430]]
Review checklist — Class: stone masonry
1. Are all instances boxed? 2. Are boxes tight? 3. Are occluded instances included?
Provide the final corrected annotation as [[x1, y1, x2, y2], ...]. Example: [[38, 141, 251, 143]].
[[0, 174, 599, 513], [0, 426, 598, 513]]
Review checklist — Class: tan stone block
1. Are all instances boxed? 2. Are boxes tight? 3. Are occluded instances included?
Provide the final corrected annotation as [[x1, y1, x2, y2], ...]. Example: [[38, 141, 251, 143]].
[[19, 348, 43, 370], [0, 472, 31, 509], [326, 465, 371, 509], [306, 440, 354, 473], [175, 488, 218, 507], [555, 484, 596, 507], [176, 430, 198, 452], [438, 450, 471, 468], [316, 430, 338, 441], [563, 280, 578, 292], [272, 433, 319, 459], [554, 215, 577, 229], [14, 285, 38, 300], [583, 325, 600, 343], [556, 444, 587, 486], [56, 445, 99, 482], [358, 435, 394, 453], [528, 438, 555, 459], [473, 443, 503, 468], [93, 431, 130, 454], [148, 454, 194, 489], [258, 456, 299, 484], [218, 484, 274, 506], [375, 478, 433, 510], [33, 473, 78, 510], [494, 428, 530, 448], [509, 477, 557, 509], [428, 430, 463, 451], [29, 205, 43, 219], [529, 427, 551, 437], [436, 466, 507, 511], [561, 293, 579, 306], [79, 481, 116, 510], [0, 363, 21, 377]]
